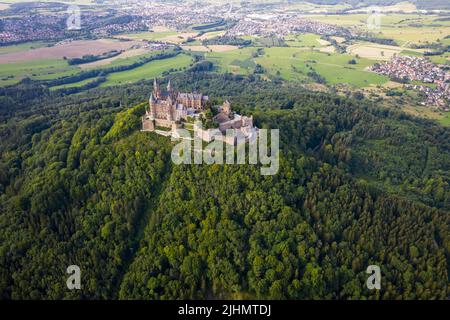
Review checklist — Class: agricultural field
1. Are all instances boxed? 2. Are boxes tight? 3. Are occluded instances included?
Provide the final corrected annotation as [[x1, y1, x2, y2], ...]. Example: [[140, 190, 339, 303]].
[[0, 58, 79, 86], [308, 13, 450, 45], [257, 47, 388, 86], [49, 77, 102, 91], [347, 42, 423, 60], [282, 1, 352, 13], [78, 48, 155, 69], [0, 39, 175, 86], [100, 54, 193, 87], [203, 45, 389, 87], [0, 3, 10, 10], [182, 45, 238, 53], [429, 53, 450, 65], [0, 39, 142, 64], [117, 31, 198, 44], [440, 113, 450, 126], [284, 33, 327, 47], [0, 41, 52, 55], [0, 0, 96, 4], [347, 2, 418, 13], [205, 47, 256, 75]]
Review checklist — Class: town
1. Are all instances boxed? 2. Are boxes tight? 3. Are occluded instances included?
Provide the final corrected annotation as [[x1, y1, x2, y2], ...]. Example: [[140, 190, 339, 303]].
[[370, 55, 450, 109], [226, 14, 351, 39]]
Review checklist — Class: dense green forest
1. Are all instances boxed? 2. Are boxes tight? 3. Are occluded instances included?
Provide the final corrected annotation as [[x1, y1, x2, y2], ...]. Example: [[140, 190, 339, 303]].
[[0, 73, 448, 299]]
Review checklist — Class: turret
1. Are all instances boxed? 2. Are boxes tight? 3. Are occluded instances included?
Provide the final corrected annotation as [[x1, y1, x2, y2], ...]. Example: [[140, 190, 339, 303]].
[[148, 93, 156, 119], [153, 78, 161, 99]]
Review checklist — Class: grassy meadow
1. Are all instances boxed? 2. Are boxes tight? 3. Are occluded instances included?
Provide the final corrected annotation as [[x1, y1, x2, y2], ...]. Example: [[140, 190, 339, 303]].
[[100, 54, 193, 87]]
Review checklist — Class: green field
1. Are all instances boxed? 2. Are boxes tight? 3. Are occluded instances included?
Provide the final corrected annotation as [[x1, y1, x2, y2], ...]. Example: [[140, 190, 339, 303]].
[[204, 45, 389, 87], [92, 50, 165, 70], [205, 47, 256, 75], [0, 58, 80, 86], [284, 33, 326, 47], [49, 77, 102, 91], [118, 31, 179, 41], [309, 13, 450, 45], [439, 113, 450, 126], [256, 47, 389, 87], [100, 54, 193, 87], [0, 48, 175, 87], [0, 41, 53, 55]]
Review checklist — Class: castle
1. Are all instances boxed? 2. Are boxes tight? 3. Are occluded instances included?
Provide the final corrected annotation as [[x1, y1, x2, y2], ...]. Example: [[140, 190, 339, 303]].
[[142, 79, 257, 144], [141, 78, 209, 131]]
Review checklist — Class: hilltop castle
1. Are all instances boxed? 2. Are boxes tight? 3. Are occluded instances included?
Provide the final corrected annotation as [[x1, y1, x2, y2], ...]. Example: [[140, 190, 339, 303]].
[[142, 79, 209, 131], [142, 79, 257, 144]]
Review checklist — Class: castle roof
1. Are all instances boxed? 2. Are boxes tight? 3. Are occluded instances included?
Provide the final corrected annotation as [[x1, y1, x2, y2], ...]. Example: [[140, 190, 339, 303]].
[[177, 92, 207, 100]]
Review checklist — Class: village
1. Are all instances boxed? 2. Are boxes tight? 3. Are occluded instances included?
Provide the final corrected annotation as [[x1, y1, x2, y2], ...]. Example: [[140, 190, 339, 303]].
[[225, 14, 351, 38], [370, 55, 450, 109]]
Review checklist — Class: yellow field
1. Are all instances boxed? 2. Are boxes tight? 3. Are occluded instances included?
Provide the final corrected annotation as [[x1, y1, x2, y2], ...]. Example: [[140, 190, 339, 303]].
[[182, 45, 238, 52], [319, 46, 335, 53], [308, 13, 450, 45], [196, 31, 226, 40], [182, 45, 210, 52], [331, 36, 346, 43], [0, 39, 142, 63], [117, 31, 199, 44], [78, 48, 153, 69], [348, 2, 418, 13], [163, 33, 198, 44], [347, 43, 415, 60], [379, 27, 450, 45]]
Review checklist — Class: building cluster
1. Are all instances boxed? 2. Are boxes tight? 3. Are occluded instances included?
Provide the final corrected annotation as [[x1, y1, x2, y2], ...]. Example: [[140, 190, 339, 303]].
[[0, 6, 217, 45], [118, 0, 220, 30], [0, 15, 67, 44], [91, 19, 154, 38], [225, 14, 351, 38], [370, 56, 450, 109], [142, 80, 257, 144]]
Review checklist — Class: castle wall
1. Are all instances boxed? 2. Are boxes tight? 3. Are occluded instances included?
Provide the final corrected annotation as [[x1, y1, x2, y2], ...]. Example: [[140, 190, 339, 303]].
[[142, 118, 155, 131], [154, 119, 174, 128]]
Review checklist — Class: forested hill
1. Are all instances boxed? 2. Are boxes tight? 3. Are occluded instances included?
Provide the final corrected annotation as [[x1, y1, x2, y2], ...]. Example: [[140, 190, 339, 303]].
[[0, 73, 448, 299]]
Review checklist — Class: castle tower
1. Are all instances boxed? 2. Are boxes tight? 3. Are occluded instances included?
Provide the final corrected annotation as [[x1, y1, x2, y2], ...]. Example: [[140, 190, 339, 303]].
[[222, 100, 231, 115], [148, 93, 156, 119], [167, 80, 172, 93], [153, 78, 161, 99]]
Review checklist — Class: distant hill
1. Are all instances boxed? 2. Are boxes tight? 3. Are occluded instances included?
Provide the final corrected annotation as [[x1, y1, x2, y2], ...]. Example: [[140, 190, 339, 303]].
[[295, 0, 450, 10]]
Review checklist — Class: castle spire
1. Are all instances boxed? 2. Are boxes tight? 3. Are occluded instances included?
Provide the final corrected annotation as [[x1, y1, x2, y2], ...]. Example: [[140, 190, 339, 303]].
[[153, 78, 160, 99], [167, 80, 172, 92]]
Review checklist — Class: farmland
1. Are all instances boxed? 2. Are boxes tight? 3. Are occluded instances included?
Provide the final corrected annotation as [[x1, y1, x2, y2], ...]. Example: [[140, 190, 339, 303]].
[[347, 42, 423, 60], [117, 31, 198, 44], [0, 41, 52, 55], [0, 39, 142, 64], [0, 58, 79, 86], [49, 77, 102, 91], [308, 13, 450, 45], [255, 47, 389, 86], [99, 54, 193, 87], [285, 33, 327, 48]]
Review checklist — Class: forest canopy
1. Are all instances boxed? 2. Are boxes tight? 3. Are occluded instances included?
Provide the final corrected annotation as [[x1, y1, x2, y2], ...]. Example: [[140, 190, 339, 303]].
[[0, 72, 448, 299]]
